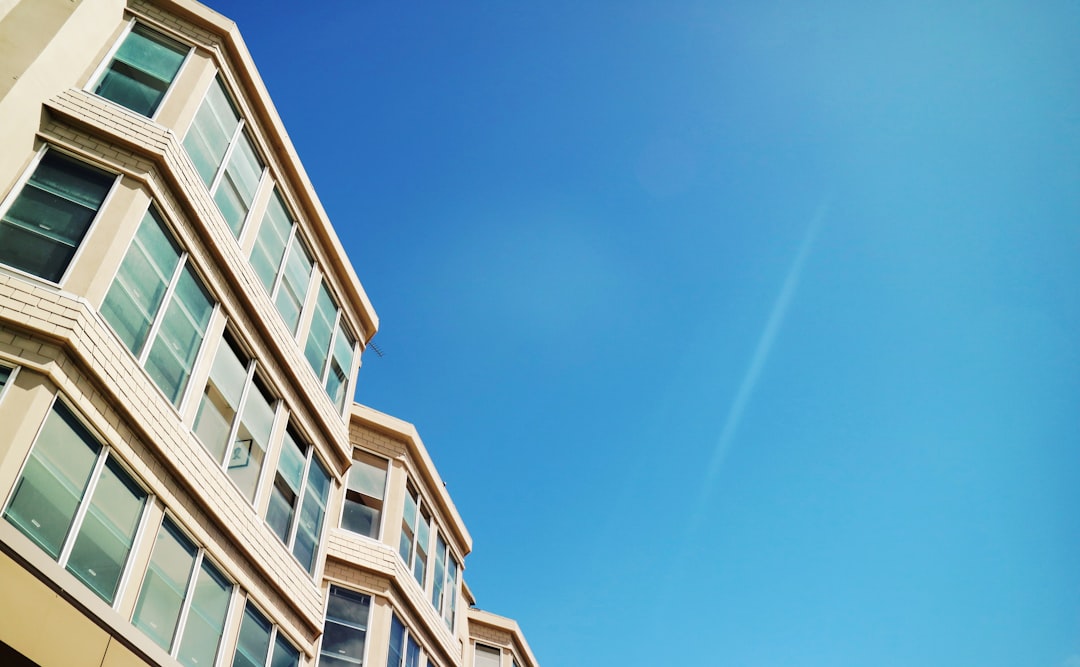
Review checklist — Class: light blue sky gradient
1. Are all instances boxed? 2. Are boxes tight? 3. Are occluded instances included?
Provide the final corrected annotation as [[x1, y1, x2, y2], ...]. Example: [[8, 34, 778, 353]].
[[207, 1, 1080, 665]]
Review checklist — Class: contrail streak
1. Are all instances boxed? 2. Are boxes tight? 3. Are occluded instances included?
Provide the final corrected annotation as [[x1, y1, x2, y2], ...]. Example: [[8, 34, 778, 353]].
[[691, 198, 831, 525]]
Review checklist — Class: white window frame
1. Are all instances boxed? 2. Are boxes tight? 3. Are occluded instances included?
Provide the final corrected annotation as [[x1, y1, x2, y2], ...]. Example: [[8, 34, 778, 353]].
[[319, 584, 373, 667], [338, 448, 389, 542], [234, 598, 301, 667], [84, 19, 194, 122], [0, 145, 120, 288], [270, 433, 331, 578], [0, 364, 19, 404], [1, 395, 153, 608], [399, 481, 433, 590]]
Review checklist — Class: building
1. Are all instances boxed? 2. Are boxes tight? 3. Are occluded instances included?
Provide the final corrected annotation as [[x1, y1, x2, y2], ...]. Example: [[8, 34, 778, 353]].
[[0, 1, 538, 666]]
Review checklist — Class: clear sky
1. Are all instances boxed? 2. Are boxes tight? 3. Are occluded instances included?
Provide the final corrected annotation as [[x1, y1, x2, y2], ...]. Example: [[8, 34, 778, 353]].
[[205, 1, 1079, 665]]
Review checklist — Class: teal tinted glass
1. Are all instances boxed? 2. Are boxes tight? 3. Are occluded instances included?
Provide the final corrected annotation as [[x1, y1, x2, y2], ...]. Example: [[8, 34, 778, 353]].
[[250, 190, 291, 292], [213, 132, 263, 236], [175, 559, 231, 667], [4, 403, 100, 558], [66, 457, 147, 603], [95, 24, 186, 116], [102, 208, 180, 355], [183, 78, 239, 186], [144, 263, 213, 404], [292, 457, 329, 573], [132, 519, 197, 650], [304, 283, 336, 378], [233, 603, 272, 667]]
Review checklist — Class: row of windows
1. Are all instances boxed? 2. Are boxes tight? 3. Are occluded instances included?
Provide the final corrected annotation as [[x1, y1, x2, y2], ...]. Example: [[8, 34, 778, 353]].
[[1, 398, 301, 667], [321, 585, 446, 667], [49, 18, 360, 410], [399, 482, 460, 630]]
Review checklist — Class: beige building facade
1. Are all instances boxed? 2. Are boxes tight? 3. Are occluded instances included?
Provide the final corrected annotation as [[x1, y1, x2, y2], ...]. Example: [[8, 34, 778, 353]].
[[0, 1, 537, 666]]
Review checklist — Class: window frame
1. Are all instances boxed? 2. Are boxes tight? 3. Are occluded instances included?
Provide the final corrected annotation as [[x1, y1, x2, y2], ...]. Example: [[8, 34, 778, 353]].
[[248, 188, 317, 337], [232, 597, 301, 667], [192, 329, 282, 503], [264, 425, 332, 577], [386, 613, 425, 667], [182, 75, 268, 240], [85, 19, 193, 121], [473, 644, 502, 667], [303, 279, 358, 415], [399, 482, 433, 589], [339, 449, 389, 542], [0, 146, 120, 287], [131, 513, 235, 664], [0, 364, 19, 404], [100, 203, 218, 412], [430, 532, 460, 631], [1, 396, 152, 607], [319, 584, 372, 667]]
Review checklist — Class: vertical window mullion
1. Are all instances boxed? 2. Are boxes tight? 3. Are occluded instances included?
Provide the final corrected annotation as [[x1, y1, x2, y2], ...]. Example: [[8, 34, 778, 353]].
[[321, 309, 343, 384], [270, 224, 298, 300], [263, 624, 277, 667], [85, 19, 136, 91], [56, 447, 109, 565], [209, 119, 246, 195], [138, 253, 188, 364], [171, 549, 205, 655], [222, 362, 256, 468], [285, 450, 311, 550]]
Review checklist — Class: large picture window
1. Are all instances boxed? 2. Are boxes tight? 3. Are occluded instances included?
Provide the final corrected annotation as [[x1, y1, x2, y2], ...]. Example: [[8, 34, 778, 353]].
[[264, 427, 330, 575], [0, 150, 115, 283], [320, 586, 371, 667], [92, 23, 188, 117], [192, 332, 277, 501], [249, 189, 314, 334], [183, 76, 265, 236], [101, 207, 215, 405], [3, 401, 148, 605], [341, 451, 387, 540], [132, 517, 232, 666]]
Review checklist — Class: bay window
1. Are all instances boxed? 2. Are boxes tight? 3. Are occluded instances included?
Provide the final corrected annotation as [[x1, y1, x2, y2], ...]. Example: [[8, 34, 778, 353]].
[[249, 189, 315, 334], [399, 483, 431, 588], [304, 282, 357, 411], [341, 451, 387, 539], [264, 426, 330, 575], [320, 585, 371, 667]]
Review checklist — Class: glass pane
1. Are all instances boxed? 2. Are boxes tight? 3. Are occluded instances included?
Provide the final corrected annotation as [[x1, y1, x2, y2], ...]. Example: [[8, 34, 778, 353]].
[[4, 403, 100, 558], [102, 208, 180, 355], [431, 535, 447, 610], [303, 283, 336, 378], [405, 637, 420, 667], [444, 558, 458, 628], [474, 645, 501, 667], [176, 560, 231, 667], [0, 366, 10, 389], [326, 586, 371, 627], [271, 635, 299, 667], [275, 236, 312, 334], [266, 429, 304, 543], [399, 488, 417, 565], [66, 458, 147, 603], [132, 519, 197, 650], [227, 379, 274, 500], [183, 78, 238, 186], [0, 152, 113, 282], [145, 264, 213, 404], [413, 509, 430, 586], [326, 322, 355, 410], [250, 190, 291, 293], [292, 457, 329, 573], [386, 615, 404, 667], [232, 602, 272, 667], [114, 25, 186, 81], [214, 133, 262, 236], [193, 336, 248, 462]]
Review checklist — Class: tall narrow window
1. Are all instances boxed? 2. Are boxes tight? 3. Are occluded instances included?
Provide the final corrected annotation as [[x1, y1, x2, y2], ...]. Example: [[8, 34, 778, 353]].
[[303, 281, 357, 411], [249, 190, 314, 333], [183, 77, 265, 236], [304, 282, 337, 379], [0, 150, 114, 282], [265, 429, 330, 575], [93, 23, 188, 117], [232, 601, 300, 667], [192, 332, 276, 501], [443, 555, 459, 630], [3, 401, 147, 605], [132, 517, 232, 666], [431, 534, 447, 614], [326, 321, 355, 411], [320, 586, 371, 667], [398, 483, 431, 588], [102, 207, 215, 405], [0, 366, 11, 392], [341, 451, 387, 539]]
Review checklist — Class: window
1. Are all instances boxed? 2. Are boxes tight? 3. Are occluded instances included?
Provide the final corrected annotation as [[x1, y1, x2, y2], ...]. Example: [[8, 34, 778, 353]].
[[183, 76, 265, 236], [341, 451, 387, 539], [3, 401, 148, 605], [0, 365, 13, 393], [192, 332, 277, 501], [132, 516, 232, 666], [304, 282, 356, 411], [232, 601, 300, 667], [265, 428, 330, 575], [0, 149, 114, 282], [386, 615, 421, 667], [92, 23, 188, 117], [320, 585, 371, 667], [430, 534, 459, 629], [102, 207, 215, 405], [398, 483, 431, 587], [249, 189, 314, 334], [474, 645, 501, 667]]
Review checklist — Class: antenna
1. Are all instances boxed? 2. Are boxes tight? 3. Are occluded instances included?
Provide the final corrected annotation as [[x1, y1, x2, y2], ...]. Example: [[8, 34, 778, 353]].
[[368, 341, 385, 358]]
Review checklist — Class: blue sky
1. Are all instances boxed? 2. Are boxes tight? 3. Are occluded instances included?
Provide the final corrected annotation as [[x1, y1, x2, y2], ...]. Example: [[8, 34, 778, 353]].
[[206, 1, 1080, 665]]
